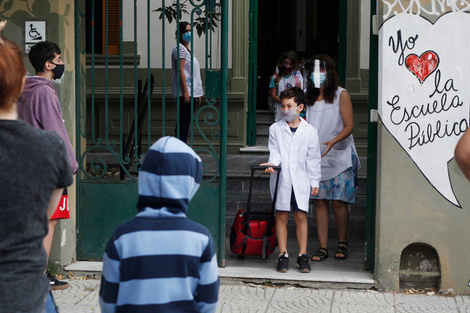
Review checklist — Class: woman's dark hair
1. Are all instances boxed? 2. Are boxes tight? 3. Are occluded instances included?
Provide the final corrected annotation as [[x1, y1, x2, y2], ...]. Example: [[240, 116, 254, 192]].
[[0, 36, 26, 110], [305, 54, 340, 105], [28, 41, 61, 74], [176, 21, 190, 43], [273, 50, 297, 87]]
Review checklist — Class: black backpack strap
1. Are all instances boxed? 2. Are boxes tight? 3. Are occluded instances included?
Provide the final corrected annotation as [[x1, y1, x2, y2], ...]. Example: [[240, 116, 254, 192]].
[[270, 168, 281, 219], [233, 235, 250, 251], [245, 167, 256, 217], [262, 237, 267, 260], [248, 165, 282, 220], [261, 236, 275, 260]]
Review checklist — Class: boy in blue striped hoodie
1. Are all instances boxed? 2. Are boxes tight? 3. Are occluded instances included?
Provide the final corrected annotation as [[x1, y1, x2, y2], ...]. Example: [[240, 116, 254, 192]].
[[100, 136, 219, 313]]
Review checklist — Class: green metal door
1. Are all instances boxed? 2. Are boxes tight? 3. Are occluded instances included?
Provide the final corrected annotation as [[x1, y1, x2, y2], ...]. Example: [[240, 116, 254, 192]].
[[74, 0, 228, 266], [365, 0, 378, 272], [247, 0, 258, 146]]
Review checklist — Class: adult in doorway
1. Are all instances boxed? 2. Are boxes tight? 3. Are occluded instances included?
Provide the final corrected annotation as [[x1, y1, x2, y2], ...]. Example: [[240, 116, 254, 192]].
[[304, 55, 360, 262], [171, 21, 203, 144], [0, 27, 73, 312], [18, 41, 78, 290]]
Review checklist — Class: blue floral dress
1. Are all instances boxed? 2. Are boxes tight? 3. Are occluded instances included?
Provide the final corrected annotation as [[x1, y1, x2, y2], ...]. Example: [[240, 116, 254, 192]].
[[311, 151, 359, 204]]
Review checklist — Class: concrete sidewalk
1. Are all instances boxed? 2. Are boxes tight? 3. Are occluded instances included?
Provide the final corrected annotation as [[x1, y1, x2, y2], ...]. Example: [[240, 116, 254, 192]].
[[53, 278, 470, 312]]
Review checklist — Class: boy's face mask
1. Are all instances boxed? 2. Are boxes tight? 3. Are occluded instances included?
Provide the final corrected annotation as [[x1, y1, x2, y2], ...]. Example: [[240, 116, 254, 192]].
[[282, 107, 299, 122], [50, 62, 65, 80]]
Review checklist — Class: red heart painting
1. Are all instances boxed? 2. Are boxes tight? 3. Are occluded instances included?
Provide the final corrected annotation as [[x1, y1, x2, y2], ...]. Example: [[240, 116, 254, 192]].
[[405, 51, 439, 84]]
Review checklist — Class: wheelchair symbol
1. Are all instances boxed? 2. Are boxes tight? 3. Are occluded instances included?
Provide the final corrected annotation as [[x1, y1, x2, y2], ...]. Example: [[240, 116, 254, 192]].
[[29, 24, 42, 41]]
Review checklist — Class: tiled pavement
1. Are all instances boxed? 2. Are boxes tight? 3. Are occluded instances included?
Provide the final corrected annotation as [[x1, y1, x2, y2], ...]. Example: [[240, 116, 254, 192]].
[[60, 237, 470, 312], [52, 278, 470, 313]]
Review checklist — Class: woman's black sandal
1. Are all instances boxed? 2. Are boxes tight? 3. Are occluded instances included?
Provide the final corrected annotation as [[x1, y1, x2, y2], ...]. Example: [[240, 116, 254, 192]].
[[335, 241, 349, 260], [311, 247, 329, 262]]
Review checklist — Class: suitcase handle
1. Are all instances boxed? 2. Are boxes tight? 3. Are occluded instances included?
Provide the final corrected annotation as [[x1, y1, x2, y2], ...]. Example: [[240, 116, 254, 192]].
[[245, 165, 281, 220], [251, 165, 281, 173]]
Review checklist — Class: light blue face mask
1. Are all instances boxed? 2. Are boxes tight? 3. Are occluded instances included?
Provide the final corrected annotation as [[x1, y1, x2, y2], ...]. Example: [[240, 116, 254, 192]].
[[310, 72, 326, 88], [182, 31, 191, 43]]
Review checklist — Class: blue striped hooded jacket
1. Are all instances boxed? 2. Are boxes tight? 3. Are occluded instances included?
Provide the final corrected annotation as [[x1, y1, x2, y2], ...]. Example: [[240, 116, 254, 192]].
[[99, 136, 219, 313]]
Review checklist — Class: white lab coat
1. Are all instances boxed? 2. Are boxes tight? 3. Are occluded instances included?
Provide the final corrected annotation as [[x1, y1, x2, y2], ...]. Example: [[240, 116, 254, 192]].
[[267, 118, 322, 212]]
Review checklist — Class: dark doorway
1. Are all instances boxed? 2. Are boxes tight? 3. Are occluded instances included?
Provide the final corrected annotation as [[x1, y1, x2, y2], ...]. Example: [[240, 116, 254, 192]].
[[256, 0, 340, 110]]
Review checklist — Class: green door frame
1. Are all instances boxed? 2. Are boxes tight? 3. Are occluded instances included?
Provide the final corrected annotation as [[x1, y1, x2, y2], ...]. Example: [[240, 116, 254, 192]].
[[365, 0, 378, 272], [247, 0, 258, 146], [247, 0, 347, 145]]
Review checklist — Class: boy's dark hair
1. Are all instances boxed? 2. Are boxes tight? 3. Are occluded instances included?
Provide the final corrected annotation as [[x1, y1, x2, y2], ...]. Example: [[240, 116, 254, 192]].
[[280, 87, 305, 106], [28, 41, 61, 74]]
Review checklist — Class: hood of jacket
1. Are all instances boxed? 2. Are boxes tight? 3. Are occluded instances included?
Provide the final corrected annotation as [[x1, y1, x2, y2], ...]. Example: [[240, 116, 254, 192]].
[[136, 136, 202, 214], [21, 76, 54, 102]]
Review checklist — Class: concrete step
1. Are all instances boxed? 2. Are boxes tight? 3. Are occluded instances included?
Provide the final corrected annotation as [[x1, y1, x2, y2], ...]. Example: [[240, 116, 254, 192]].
[[256, 121, 272, 132], [66, 237, 375, 289], [254, 136, 269, 146], [256, 110, 275, 123], [239, 146, 269, 154]]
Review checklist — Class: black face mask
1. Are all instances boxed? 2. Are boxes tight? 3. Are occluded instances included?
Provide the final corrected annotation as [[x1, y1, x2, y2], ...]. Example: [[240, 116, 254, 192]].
[[50, 62, 65, 80]]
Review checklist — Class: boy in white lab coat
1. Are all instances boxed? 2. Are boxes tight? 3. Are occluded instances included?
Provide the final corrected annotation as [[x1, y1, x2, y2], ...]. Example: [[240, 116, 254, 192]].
[[261, 87, 321, 273]]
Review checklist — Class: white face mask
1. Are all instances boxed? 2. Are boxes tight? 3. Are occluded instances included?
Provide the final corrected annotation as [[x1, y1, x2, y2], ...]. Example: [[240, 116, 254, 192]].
[[281, 107, 299, 122]]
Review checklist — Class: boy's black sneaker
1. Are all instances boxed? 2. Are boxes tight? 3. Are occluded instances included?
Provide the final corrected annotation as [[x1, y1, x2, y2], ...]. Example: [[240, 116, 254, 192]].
[[297, 254, 311, 273], [277, 252, 289, 273], [46, 273, 69, 290]]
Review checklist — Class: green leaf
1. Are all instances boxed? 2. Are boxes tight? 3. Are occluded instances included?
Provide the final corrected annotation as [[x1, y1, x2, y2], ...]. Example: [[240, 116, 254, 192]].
[[196, 25, 203, 37], [166, 10, 173, 24], [3, 0, 13, 11], [64, 3, 70, 16]]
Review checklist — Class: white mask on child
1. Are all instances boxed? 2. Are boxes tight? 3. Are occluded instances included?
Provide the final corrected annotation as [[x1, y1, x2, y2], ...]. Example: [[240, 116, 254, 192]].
[[282, 107, 299, 122]]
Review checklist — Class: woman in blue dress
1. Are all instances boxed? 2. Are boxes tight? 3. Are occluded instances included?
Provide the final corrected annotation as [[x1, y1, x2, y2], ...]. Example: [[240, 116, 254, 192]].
[[304, 55, 360, 261]]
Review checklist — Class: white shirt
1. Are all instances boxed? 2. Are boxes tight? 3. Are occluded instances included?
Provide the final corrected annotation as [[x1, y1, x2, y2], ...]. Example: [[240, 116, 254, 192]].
[[267, 118, 322, 212], [305, 87, 360, 181], [171, 43, 204, 98]]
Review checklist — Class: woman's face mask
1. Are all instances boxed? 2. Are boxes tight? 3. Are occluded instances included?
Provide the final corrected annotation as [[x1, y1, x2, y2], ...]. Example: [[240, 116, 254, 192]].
[[182, 31, 191, 43], [282, 107, 299, 122], [310, 72, 326, 88]]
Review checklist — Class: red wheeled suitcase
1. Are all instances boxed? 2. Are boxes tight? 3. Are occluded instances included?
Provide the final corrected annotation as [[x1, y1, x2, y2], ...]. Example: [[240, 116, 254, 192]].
[[230, 165, 281, 260]]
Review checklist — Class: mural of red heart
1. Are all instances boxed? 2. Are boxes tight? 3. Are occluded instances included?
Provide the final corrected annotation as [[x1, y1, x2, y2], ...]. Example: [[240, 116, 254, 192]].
[[405, 51, 440, 83]]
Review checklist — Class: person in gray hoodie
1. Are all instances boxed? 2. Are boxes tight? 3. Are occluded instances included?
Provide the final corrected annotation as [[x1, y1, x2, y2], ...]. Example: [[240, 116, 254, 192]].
[[18, 41, 78, 290]]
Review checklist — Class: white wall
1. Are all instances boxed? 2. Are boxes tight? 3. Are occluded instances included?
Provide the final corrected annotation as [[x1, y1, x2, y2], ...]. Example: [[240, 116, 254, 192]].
[[123, 0, 232, 69], [360, 0, 370, 69]]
